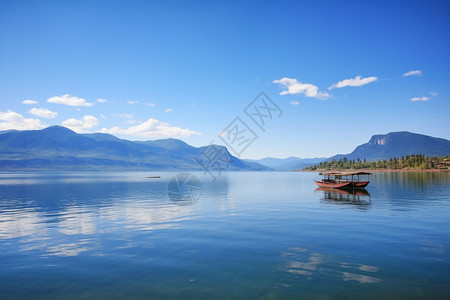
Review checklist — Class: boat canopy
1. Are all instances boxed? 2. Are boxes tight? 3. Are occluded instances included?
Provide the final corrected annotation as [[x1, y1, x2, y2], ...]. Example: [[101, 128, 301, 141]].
[[319, 171, 372, 176]]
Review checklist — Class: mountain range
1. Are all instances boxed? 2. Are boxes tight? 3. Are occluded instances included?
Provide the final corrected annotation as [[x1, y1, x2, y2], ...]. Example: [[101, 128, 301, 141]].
[[247, 131, 450, 170], [0, 126, 270, 171], [0, 127, 449, 171], [326, 131, 450, 162], [244, 157, 326, 171]]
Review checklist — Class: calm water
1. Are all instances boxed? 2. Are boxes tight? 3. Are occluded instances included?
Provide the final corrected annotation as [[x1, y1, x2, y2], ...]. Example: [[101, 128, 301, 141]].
[[0, 171, 449, 299]]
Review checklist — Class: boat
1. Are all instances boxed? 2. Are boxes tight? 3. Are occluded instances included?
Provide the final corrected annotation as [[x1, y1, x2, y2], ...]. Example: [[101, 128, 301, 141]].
[[313, 171, 371, 189]]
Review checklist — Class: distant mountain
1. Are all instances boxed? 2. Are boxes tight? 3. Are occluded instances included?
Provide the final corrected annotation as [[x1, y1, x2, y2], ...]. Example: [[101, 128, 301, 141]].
[[327, 131, 450, 162], [2, 128, 448, 171], [246, 157, 326, 171], [0, 126, 271, 171]]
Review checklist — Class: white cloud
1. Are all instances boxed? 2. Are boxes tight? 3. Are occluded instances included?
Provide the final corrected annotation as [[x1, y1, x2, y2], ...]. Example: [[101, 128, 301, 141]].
[[273, 78, 330, 99], [127, 100, 155, 107], [329, 76, 378, 90], [96, 98, 108, 103], [62, 115, 99, 133], [47, 94, 93, 107], [101, 118, 201, 138], [290, 101, 299, 106], [22, 99, 38, 105], [430, 91, 438, 97], [164, 108, 173, 112], [403, 70, 422, 77], [28, 108, 58, 119], [0, 110, 44, 130], [113, 113, 133, 119], [411, 96, 430, 102]]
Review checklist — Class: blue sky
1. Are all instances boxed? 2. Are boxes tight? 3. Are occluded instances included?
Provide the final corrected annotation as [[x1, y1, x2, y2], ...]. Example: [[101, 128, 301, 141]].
[[0, 0, 449, 159]]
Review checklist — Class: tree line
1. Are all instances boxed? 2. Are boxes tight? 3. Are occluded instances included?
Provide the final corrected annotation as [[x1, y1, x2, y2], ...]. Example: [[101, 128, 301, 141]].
[[305, 154, 450, 171]]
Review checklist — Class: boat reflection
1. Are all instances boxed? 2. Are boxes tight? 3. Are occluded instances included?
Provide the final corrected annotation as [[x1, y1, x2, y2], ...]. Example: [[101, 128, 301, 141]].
[[315, 187, 371, 206]]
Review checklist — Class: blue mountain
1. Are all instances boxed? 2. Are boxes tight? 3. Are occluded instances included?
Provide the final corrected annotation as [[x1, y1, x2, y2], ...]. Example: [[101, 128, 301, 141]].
[[245, 157, 326, 171], [249, 132, 450, 170], [0, 126, 271, 171], [327, 131, 450, 162]]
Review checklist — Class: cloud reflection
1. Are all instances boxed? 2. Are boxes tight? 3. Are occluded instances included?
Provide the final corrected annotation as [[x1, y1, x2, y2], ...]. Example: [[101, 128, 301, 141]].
[[114, 203, 193, 231], [279, 247, 381, 284], [342, 271, 381, 284], [59, 207, 96, 235], [0, 197, 195, 257], [46, 242, 92, 257], [0, 209, 48, 239]]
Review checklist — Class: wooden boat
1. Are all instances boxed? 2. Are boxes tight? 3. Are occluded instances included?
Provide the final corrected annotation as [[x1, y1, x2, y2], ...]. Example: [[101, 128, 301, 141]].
[[313, 179, 352, 188], [314, 171, 371, 189]]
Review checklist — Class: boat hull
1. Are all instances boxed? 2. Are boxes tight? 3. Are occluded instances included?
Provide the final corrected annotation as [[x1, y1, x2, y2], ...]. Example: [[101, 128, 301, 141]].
[[351, 181, 370, 188], [313, 179, 352, 188]]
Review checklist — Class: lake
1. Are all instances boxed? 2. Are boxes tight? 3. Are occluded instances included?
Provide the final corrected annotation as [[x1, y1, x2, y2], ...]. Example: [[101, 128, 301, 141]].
[[0, 171, 449, 299]]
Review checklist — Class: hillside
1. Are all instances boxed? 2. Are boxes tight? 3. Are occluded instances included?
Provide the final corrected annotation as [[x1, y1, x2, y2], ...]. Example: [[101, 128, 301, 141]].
[[306, 154, 450, 171], [0, 126, 271, 171], [327, 131, 450, 162]]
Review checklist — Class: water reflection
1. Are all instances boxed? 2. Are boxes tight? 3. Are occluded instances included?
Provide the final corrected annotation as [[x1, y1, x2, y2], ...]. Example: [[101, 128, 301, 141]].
[[0, 173, 204, 257], [0, 209, 48, 239], [315, 187, 371, 207], [370, 171, 450, 211], [279, 246, 381, 284], [46, 241, 93, 257], [0, 172, 233, 260], [1, 206, 190, 258], [167, 173, 202, 206], [374, 171, 449, 189], [59, 207, 97, 235], [0, 171, 449, 299]]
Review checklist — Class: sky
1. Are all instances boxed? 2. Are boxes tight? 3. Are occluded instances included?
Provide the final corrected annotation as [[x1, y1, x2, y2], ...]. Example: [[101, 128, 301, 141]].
[[0, 0, 449, 159]]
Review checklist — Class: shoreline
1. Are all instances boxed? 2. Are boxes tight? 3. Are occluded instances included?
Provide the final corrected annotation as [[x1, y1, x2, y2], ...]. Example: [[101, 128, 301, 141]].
[[294, 168, 449, 173]]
